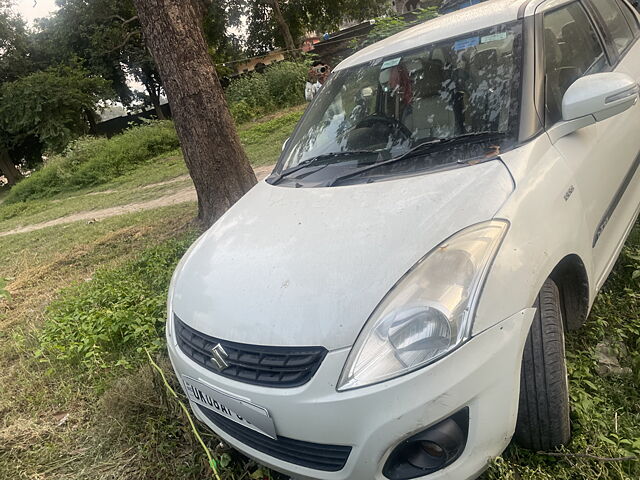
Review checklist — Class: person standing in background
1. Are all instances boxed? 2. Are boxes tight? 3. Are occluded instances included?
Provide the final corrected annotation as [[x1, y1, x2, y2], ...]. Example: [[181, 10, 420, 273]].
[[305, 61, 331, 101]]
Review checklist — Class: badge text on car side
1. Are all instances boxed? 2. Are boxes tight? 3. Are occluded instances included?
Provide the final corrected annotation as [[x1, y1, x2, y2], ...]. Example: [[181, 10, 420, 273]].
[[210, 344, 230, 372]]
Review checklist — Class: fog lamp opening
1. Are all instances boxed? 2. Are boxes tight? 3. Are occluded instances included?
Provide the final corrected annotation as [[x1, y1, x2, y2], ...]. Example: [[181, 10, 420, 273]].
[[383, 408, 469, 480]]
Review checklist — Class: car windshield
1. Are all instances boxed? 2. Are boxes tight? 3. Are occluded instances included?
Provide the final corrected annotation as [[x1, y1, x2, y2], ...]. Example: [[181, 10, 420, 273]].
[[273, 21, 523, 186]]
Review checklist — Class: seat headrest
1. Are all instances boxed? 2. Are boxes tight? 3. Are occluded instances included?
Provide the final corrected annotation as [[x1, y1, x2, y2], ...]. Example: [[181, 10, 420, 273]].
[[420, 59, 446, 97], [561, 22, 581, 43], [544, 28, 562, 69], [474, 49, 498, 72]]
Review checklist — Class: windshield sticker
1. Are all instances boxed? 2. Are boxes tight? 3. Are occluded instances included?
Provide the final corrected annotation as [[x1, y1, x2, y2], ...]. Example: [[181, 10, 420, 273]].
[[381, 57, 402, 70], [481, 32, 508, 44], [453, 36, 479, 51]]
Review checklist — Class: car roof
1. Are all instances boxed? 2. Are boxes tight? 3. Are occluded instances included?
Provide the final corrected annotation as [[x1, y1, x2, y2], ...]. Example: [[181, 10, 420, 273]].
[[335, 0, 531, 71]]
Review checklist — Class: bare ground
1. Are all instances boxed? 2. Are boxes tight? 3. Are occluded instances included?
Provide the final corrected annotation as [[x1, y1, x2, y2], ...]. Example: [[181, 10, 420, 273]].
[[0, 165, 274, 238]]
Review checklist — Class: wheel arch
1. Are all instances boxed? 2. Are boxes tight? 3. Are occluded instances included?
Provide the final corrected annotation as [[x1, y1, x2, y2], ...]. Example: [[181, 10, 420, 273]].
[[548, 254, 590, 331]]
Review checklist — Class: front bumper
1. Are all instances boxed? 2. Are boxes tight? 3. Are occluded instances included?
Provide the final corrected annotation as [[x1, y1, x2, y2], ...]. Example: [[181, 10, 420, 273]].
[[167, 308, 534, 480]]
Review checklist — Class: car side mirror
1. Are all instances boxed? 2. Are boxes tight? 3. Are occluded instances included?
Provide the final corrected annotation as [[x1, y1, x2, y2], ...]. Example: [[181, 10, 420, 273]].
[[548, 72, 639, 143]]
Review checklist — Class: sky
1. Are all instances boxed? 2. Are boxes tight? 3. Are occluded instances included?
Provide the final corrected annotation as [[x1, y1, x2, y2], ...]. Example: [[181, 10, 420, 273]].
[[15, 0, 58, 24]]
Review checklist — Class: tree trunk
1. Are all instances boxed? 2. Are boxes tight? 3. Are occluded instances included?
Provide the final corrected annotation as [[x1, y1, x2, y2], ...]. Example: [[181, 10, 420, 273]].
[[85, 109, 99, 135], [0, 148, 22, 186], [145, 81, 167, 120], [132, 0, 257, 227], [270, 0, 298, 57]]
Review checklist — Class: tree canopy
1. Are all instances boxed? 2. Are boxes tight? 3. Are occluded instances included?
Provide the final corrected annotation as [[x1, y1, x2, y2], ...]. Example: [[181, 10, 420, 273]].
[[0, 1, 35, 84], [0, 66, 111, 154], [245, 0, 391, 54]]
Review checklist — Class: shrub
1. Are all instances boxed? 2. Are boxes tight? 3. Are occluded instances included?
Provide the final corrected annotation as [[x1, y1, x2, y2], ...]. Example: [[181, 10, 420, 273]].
[[36, 234, 198, 371], [229, 100, 259, 124], [263, 61, 309, 108], [226, 73, 273, 113], [5, 121, 180, 204], [226, 61, 309, 123]]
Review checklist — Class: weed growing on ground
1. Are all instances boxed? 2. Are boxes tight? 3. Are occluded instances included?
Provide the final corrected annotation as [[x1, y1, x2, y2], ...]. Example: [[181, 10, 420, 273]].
[[239, 110, 304, 167], [14, 232, 284, 480], [36, 234, 198, 371]]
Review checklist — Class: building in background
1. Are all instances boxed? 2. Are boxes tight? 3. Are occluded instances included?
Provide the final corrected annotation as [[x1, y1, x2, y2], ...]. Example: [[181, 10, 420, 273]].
[[393, 0, 422, 12], [302, 36, 322, 53], [229, 50, 287, 75]]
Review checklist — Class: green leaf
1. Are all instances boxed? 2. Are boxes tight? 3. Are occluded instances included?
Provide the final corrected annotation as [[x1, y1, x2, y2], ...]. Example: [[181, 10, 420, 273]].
[[250, 469, 264, 479], [219, 453, 232, 468]]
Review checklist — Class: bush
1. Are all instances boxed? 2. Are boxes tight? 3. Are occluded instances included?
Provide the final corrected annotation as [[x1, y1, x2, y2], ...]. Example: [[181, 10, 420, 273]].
[[5, 121, 180, 204], [226, 73, 273, 113], [36, 235, 197, 371], [226, 61, 308, 123], [229, 100, 259, 124], [263, 61, 308, 108]]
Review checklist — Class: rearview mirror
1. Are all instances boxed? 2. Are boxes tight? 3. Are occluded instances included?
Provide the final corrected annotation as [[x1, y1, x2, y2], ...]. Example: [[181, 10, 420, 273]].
[[549, 72, 639, 142]]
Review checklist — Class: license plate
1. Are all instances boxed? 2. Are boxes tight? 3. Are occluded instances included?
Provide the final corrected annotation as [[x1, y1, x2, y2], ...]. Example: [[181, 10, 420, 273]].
[[182, 376, 277, 439]]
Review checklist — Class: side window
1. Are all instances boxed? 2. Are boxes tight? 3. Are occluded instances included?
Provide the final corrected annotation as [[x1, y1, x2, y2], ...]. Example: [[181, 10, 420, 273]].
[[628, 0, 640, 14], [591, 0, 635, 52], [543, 2, 607, 127], [616, 0, 640, 35]]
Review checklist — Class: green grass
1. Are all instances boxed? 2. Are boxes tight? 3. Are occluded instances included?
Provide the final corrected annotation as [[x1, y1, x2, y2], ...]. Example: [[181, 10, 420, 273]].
[[239, 107, 305, 167], [0, 154, 189, 232], [0, 107, 303, 234], [37, 235, 199, 370], [4, 121, 181, 204]]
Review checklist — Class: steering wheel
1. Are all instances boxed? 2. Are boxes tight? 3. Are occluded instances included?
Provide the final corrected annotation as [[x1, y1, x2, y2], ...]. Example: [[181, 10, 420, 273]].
[[353, 114, 413, 140]]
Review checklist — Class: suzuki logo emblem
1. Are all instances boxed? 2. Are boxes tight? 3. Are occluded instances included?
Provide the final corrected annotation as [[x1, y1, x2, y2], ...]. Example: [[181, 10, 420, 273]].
[[210, 344, 229, 372]]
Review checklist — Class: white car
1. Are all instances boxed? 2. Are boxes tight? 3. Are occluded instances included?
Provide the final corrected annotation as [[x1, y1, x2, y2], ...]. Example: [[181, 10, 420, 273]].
[[166, 0, 640, 478]]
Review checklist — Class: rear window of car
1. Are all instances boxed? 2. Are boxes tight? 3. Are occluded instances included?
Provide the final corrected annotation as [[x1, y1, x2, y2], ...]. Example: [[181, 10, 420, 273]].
[[543, 1, 608, 126], [616, 0, 640, 35], [591, 0, 635, 53]]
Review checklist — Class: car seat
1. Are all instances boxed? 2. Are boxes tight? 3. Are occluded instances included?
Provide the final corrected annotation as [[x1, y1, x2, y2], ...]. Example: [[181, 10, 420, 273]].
[[403, 59, 456, 140]]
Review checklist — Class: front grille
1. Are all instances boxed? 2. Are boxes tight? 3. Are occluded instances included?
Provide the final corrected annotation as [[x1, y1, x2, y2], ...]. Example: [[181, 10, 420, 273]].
[[174, 315, 327, 388], [198, 405, 352, 472]]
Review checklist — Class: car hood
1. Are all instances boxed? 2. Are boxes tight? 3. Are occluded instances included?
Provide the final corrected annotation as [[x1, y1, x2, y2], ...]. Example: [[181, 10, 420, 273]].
[[172, 161, 514, 350]]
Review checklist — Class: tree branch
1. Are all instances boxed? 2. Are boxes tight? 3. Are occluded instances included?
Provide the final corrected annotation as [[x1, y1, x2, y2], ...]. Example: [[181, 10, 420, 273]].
[[122, 15, 139, 26], [537, 451, 638, 462], [109, 31, 141, 52], [106, 14, 139, 26]]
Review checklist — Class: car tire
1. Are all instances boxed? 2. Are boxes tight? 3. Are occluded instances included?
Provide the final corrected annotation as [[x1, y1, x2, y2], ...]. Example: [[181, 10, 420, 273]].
[[514, 278, 571, 451]]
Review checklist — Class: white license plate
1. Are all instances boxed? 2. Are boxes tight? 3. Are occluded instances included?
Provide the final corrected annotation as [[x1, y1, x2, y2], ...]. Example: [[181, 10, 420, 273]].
[[183, 376, 277, 439]]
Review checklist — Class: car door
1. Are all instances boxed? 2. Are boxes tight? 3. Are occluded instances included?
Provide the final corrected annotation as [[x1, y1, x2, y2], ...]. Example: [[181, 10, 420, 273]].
[[539, 0, 640, 287], [584, 0, 640, 281]]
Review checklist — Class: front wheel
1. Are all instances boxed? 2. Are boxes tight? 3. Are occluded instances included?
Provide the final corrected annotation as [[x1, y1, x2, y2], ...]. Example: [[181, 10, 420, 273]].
[[514, 278, 571, 451]]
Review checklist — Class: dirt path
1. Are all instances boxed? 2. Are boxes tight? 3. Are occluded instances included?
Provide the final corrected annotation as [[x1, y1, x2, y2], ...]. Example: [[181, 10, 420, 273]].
[[0, 165, 275, 238]]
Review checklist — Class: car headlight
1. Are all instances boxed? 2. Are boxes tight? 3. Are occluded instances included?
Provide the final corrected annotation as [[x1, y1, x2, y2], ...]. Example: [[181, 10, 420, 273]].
[[337, 220, 509, 391]]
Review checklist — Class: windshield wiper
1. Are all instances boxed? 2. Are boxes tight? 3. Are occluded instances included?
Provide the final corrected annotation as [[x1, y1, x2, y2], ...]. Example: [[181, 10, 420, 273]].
[[327, 131, 506, 186], [270, 150, 379, 185]]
